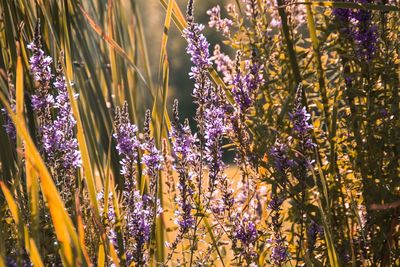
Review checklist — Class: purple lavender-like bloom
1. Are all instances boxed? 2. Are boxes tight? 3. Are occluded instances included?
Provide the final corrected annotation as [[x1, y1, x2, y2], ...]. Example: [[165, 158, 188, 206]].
[[204, 88, 227, 193], [27, 21, 54, 124], [289, 88, 315, 153], [2, 107, 16, 141], [2, 75, 16, 141], [269, 142, 294, 175], [27, 23, 80, 192], [126, 191, 154, 266], [350, 1, 378, 61], [231, 53, 264, 112], [211, 44, 234, 84], [268, 194, 289, 265], [271, 242, 289, 265], [141, 110, 163, 181], [43, 54, 81, 173], [113, 102, 139, 187], [307, 220, 324, 253], [97, 191, 118, 247], [113, 104, 162, 266], [183, 0, 214, 132], [170, 100, 196, 233], [232, 212, 258, 263], [333, 0, 377, 61], [207, 5, 233, 37], [184, 0, 228, 199]]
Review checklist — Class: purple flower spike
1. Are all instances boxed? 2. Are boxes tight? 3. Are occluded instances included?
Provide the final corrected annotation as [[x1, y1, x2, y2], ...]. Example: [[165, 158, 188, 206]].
[[27, 21, 54, 125], [170, 100, 196, 234], [207, 5, 233, 37], [113, 102, 140, 186]]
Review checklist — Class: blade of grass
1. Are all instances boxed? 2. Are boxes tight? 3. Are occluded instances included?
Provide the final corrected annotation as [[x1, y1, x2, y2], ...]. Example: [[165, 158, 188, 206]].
[[0, 181, 44, 267], [78, 3, 152, 97], [304, 0, 330, 124], [66, 74, 100, 218]]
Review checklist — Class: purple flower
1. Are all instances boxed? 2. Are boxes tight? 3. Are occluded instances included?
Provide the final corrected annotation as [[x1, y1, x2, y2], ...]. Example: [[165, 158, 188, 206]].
[[141, 110, 163, 181], [211, 44, 234, 84], [268, 194, 289, 265], [204, 89, 227, 193], [27, 21, 54, 126], [271, 241, 289, 265], [126, 190, 154, 266], [333, 0, 377, 61], [231, 53, 264, 113], [113, 102, 139, 186], [269, 142, 294, 175], [48, 54, 81, 171], [113, 103, 162, 266], [207, 5, 233, 37], [2, 75, 16, 141], [2, 108, 16, 141], [289, 88, 315, 152], [350, 1, 378, 61], [307, 220, 324, 253], [183, 4, 213, 130], [232, 212, 258, 263], [170, 100, 196, 233], [27, 24, 80, 197]]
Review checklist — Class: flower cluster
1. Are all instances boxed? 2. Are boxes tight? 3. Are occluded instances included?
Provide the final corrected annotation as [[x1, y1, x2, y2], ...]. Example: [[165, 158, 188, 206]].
[[170, 100, 196, 233], [207, 5, 233, 37], [232, 212, 258, 263], [333, 0, 378, 61], [231, 53, 264, 112], [27, 22, 81, 195], [290, 87, 315, 156], [268, 194, 289, 265], [27, 21, 54, 128], [307, 220, 324, 253], [113, 102, 139, 186], [113, 103, 163, 265], [43, 55, 81, 175], [2, 74, 16, 141]]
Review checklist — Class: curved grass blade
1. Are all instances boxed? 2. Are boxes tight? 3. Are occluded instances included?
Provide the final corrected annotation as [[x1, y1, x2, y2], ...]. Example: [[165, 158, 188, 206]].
[[77, 3, 152, 98]]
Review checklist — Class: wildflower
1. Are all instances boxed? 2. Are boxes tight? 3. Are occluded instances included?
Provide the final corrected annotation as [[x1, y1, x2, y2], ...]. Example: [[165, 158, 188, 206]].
[[46, 53, 81, 174], [27, 23, 80, 195], [141, 110, 163, 196], [350, 1, 377, 61], [307, 220, 323, 253], [204, 87, 227, 193], [113, 102, 139, 187], [268, 194, 289, 265], [183, 0, 213, 130], [232, 212, 258, 263], [113, 104, 162, 266], [289, 87, 315, 153], [269, 142, 294, 175], [27, 21, 54, 128], [231, 52, 264, 113], [333, 0, 377, 61], [170, 100, 196, 233], [211, 44, 234, 84], [2, 74, 16, 141], [97, 191, 118, 247], [207, 5, 233, 37], [126, 190, 154, 266]]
